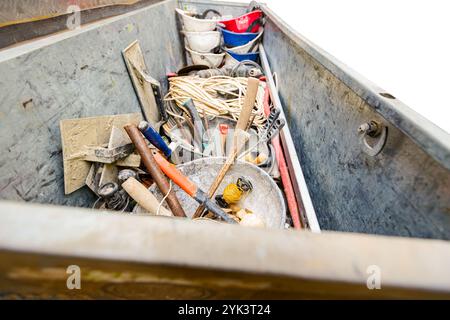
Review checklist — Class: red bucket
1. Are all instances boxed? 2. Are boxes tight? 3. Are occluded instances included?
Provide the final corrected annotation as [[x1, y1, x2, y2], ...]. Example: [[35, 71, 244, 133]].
[[220, 10, 263, 33]]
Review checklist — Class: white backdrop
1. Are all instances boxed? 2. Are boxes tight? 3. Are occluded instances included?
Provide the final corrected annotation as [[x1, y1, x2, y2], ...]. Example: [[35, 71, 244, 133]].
[[222, 0, 450, 134]]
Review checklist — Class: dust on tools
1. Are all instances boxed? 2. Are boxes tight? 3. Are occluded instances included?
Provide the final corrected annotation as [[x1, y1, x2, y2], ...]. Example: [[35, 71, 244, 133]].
[[122, 41, 168, 124], [121, 176, 172, 217], [96, 182, 130, 211], [138, 121, 172, 158], [213, 176, 264, 227], [124, 124, 187, 218], [151, 151, 236, 224], [238, 111, 286, 161], [60, 113, 142, 195], [182, 98, 205, 152], [193, 77, 260, 218]]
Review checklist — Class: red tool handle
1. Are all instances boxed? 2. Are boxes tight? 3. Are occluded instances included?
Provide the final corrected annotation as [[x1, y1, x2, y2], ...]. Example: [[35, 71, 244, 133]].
[[263, 85, 303, 229], [153, 152, 198, 197]]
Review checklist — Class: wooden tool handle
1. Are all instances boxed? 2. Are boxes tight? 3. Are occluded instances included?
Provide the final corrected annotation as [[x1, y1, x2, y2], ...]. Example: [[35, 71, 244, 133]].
[[235, 77, 259, 131], [124, 124, 186, 217], [192, 78, 258, 220], [192, 130, 250, 218], [122, 177, 172, 216]]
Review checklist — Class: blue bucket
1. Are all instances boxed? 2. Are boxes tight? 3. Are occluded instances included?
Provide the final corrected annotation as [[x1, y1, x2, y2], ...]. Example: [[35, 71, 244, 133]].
[[221, 28, 259, 47], [226, 49, 259, 62]]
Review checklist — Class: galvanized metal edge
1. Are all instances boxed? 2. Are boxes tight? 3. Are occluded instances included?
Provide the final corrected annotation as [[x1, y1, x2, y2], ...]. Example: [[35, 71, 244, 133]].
[[178, 0, 251, 8], [259, 44, 321, 233], [0, 0, 171, 63], [260, 4, 450, 171]]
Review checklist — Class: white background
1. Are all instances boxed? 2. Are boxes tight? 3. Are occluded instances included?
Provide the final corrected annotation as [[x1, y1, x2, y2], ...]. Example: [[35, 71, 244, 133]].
[[223, 0, 450, 134]]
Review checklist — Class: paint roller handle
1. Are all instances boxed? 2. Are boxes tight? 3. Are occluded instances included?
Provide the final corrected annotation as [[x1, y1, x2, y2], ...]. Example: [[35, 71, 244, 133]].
[[152, 151, 198, 197], [139, 121, 172, 158]]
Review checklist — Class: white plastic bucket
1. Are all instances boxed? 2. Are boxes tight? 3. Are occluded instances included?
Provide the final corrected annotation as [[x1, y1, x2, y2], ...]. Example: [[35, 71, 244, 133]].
[[183, 31, 221, 53], [185, 46, 225, 68], [176, 8, 217, 32]]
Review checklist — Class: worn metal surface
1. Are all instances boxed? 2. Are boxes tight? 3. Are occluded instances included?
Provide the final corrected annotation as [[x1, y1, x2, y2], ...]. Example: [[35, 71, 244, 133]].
[[0, 0, 164, 49], [0, 0, 142, 27], [0, 0, 184, 207], [0, 0, 449, 239], [261, 7, 450, 239], [178, 0, 247, 17]]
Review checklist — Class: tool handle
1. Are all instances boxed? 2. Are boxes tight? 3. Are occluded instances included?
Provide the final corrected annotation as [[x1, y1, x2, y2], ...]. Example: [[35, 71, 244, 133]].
[[122, 177, 172, 216], [153, 152, 198, 197], [139, 121, 172, 158], [124, 124, 186, 217], [263, 107, 281, 133], [265, 118, 285, 141], [235, 77, 259, 131], [192, 130, 249, 218]]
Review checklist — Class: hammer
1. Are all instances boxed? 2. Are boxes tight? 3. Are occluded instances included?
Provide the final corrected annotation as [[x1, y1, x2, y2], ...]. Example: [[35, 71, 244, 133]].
[[124, 124, 186, 217]]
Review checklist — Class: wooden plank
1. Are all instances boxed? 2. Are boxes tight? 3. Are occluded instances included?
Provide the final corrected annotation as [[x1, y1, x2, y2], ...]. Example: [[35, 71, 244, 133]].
[[0, 201, 449, 299]]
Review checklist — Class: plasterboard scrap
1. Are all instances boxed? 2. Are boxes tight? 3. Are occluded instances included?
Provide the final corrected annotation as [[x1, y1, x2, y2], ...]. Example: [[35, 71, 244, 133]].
[[109, 126, 131, 148], [60, 113, 142, 194], [85, 162, 103, 194], [116, 153, 141, 167], [99, 163, 118, 188]]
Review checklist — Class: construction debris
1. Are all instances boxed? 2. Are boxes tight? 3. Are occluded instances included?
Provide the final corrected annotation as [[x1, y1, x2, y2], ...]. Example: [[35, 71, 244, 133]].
[[59, 7, 296, 230]]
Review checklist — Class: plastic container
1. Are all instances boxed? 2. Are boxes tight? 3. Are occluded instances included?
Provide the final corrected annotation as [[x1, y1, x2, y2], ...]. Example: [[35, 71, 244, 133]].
[[221, 28, 258, 47], [219, 10, 263, 33], [183, 31, 221, 53]]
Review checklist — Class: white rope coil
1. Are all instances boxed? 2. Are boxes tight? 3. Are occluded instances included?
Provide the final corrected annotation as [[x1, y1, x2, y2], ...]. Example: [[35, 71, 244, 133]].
[[164, 76, 267, 131]]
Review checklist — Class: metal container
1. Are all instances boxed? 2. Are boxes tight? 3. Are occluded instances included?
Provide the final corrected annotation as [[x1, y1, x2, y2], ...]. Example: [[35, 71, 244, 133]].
[[0, 0, 449, 299]]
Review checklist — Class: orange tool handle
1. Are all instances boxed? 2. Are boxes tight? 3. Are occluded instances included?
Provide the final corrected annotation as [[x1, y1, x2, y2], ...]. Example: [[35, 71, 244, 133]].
[[153, 152, 198, 197]]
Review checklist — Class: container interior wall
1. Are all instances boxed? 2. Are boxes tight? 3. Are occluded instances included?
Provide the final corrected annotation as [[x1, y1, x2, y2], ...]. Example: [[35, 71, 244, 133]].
[[0, 0, 184, 207], [178, 0, 248, 17], [1, 0, 449, 240], [262, 18, 450, 240]]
